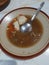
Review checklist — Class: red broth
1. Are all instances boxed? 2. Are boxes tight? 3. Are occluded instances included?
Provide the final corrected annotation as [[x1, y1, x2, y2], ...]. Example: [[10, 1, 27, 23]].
[[6, 15, 43, 48]]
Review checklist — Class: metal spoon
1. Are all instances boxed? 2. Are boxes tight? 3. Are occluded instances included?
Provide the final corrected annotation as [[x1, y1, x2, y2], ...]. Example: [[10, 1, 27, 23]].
[[20, 2, 45, 33]]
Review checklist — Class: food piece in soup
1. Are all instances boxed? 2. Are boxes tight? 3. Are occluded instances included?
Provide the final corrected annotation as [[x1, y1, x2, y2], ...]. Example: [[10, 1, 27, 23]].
[[13, 21, 20, 31], [18, 15, 27, 25]]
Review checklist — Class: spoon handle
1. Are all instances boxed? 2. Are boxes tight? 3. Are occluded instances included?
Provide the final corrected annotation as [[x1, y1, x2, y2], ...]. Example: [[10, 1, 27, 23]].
[[31, 2, 45, 21]]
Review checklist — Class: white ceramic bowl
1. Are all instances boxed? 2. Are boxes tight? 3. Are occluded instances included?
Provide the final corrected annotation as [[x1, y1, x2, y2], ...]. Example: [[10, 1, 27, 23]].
[[0, 7, 49, 59]]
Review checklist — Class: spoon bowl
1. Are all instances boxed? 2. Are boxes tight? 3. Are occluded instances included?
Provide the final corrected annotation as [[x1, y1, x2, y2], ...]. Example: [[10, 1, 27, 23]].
[[20, 2, 45, 33]]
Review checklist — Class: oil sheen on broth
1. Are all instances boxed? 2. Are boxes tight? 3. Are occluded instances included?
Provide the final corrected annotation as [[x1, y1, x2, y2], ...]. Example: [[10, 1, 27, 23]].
[[6, 15, 43, 48]]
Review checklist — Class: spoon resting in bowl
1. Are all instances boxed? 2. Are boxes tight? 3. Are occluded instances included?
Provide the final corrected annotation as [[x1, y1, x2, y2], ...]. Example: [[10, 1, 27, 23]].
[[20, 2, 45, 33]]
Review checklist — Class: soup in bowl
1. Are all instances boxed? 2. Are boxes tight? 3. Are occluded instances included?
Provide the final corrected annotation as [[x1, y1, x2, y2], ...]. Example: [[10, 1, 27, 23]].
[[0, 7, 49, 59]]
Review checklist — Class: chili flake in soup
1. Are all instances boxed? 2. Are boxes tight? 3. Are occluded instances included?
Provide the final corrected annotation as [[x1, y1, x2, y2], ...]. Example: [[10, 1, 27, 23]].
[[6, 15, 43, 48]]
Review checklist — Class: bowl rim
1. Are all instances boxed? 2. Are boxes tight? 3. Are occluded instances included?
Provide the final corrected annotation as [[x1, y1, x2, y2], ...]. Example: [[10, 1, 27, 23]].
[[0, 7, 49, 60]]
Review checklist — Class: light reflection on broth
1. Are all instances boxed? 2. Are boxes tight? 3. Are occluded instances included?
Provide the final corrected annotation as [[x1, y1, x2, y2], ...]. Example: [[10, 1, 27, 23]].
[[6, 15, 43, 48]]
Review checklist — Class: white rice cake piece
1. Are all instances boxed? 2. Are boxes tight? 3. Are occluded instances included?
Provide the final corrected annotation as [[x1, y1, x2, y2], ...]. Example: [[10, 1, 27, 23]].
[[13, 21, 20, 31], [18, 15, 27, 25]]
